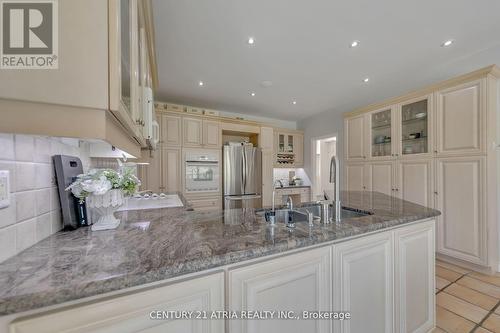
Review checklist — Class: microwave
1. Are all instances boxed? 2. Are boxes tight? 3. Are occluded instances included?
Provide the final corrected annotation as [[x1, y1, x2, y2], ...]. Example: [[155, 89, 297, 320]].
[[184, 150, 220, 193]]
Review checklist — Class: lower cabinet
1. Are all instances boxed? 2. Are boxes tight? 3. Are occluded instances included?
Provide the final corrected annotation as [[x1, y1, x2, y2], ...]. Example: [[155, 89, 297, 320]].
[[229, 247, 332, 333], [9, 273, 225, 333], [333, 231, 394, 333], [186, 194, 222, 211], [7, 222, 436, 333], [395, 221, 435, 333]]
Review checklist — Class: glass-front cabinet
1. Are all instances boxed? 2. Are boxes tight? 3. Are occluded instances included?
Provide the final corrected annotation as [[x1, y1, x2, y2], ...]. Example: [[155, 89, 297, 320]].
[[369, 108, 394, 159], [398, 96, 431, 157]]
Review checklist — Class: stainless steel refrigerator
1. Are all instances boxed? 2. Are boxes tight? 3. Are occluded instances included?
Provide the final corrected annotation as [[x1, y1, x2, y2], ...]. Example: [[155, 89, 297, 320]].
[[223, 145, 262, 209]]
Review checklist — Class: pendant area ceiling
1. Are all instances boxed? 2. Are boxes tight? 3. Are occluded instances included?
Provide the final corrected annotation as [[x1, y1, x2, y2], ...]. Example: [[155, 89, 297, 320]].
[[152, 0, 500, 121]]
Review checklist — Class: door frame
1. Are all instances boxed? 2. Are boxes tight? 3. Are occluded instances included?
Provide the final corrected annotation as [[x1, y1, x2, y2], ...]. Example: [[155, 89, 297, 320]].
[[310, 133, 338, 200]]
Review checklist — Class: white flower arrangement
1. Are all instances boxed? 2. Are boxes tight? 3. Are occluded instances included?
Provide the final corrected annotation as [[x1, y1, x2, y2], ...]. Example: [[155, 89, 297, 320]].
[[66, 168, 141, 203]]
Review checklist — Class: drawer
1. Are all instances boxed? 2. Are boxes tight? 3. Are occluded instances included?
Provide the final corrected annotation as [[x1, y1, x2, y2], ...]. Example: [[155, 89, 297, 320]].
[[188, 197, 221, 210]]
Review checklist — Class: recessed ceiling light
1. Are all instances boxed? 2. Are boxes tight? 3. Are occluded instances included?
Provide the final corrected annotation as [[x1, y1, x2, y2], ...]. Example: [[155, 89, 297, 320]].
[[247, 37, 255, 45], [441, 39, 454, 47], [198, 81, 204, 86], [363, 77, 370, 83], [251, 92, 256, 96], [292, 101, 297, 105], [350, 40, 360, 48]]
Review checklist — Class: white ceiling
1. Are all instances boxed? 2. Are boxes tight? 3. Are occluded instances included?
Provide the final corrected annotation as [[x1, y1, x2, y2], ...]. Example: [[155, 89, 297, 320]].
[[152, 0, 500, 121]]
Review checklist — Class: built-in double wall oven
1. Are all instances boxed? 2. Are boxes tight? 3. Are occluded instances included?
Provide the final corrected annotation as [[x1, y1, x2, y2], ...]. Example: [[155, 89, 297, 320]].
[[184, 149, 220, 193]]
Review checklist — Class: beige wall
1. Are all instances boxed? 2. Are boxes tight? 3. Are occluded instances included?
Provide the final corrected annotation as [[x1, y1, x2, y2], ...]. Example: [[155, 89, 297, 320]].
[[0, 134, 90, 263]]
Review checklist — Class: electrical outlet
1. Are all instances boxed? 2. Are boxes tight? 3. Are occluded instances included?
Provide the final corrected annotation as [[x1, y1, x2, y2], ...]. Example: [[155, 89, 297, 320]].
[[0, 170, 10, 209]]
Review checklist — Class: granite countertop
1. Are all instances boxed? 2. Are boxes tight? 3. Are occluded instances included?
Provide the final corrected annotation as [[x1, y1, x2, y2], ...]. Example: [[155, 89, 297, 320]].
[[0, 191, 440, 315]]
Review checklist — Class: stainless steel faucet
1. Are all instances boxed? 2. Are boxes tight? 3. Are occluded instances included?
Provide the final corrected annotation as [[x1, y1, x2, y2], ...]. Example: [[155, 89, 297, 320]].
[[272, 180, 284, 212], [329, 155, 341, 222], [286, 196, 293, 211]]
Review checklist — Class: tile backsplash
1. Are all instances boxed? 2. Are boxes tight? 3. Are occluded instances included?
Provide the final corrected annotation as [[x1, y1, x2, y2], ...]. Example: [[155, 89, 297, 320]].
[[0, 133, 90, 263]]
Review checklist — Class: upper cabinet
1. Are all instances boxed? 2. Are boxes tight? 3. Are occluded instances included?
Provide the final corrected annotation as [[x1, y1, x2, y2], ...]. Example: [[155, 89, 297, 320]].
[[182, 117, 221, 148], [0, 0, 158, 155], [435, 80, 485, 155], [368, 107, 396, 160], [160, 114, 182, 147], [183, 117, 203, 147], [109, 0, 158, 147], [345, 114, 367, 161], [274, 130, 304, 167], [398, 95, 432, 158], [203, 120, 221, 148]]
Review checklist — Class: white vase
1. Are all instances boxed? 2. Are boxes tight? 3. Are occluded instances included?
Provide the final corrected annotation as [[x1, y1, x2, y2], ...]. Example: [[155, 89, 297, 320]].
[[87, 189, 124, 231]]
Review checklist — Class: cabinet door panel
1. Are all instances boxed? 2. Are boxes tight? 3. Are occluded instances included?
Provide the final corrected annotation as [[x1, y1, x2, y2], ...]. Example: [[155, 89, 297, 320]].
[[436, 156, 486, 265], [259, 127, 274, 150], [334, 232, 393, 333], [261, 150, 274, 207], [436, 80, 484, 154], [162, 148, 181, 192], [397, 160, 433, 207], [183, 117, 203, 147], [161, 115, 182, 146], [293, 134, 304, 167], [368, 162, 394, 197], [10, 273, 224, 333], [345, 116, 366, 160], [229, 247, 331, 333], [395, 221, 435, 333], [203, 120, 220, 148], [345, 163, 365, 191]]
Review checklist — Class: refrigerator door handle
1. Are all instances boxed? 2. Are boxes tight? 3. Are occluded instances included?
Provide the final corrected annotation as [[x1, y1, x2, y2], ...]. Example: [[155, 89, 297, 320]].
[[242, 147, 247, 193], [225, 195, 261, 200]]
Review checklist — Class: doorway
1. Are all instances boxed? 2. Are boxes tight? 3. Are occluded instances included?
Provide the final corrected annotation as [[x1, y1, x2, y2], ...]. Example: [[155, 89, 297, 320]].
[[311, 135, 337, 200]]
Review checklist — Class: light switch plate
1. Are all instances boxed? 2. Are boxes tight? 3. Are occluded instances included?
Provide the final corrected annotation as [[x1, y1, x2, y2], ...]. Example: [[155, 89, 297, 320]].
[[0, 170, 10, 209]]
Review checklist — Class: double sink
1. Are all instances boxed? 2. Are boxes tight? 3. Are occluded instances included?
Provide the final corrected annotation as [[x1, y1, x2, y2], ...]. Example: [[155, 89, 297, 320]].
[[256, 202, 371, 226]]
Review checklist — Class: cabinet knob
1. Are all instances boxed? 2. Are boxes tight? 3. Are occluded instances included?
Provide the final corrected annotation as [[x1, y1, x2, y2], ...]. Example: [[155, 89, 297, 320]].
[[395, 188, 399, 192], [434, 150, 438, 153], [434, 191, 438, 195]]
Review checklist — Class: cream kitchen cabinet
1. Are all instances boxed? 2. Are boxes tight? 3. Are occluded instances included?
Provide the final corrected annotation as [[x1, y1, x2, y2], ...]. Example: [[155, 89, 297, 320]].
[[183, 117, 204, 147], [183, 117, 221, 148], [9, 272, 225, 333], [333, 231, 394, 333], [261, 150, 274, 207], [203, 120, 221, 148], [274, 130, 305, 167], [397, 95, 433, 159], [0, 0, 158, 156], [435, 156, 487, 266], [366, 161, 396, 197], [229, 247, 331, 333], [435, 79, 485, 156], [162, 147, 182, 192], [345, 163, 370, 192], [293, 133, 304, 167], [394, 221, 435, 333], [273, 187, 311, 205], [160, 114, 182, 147], [345, 114, 368, 161], [343, 66, 499, 270], [396, 159, 434, 208], [259, 127, 274, 150], [367, 107, 397, 160]]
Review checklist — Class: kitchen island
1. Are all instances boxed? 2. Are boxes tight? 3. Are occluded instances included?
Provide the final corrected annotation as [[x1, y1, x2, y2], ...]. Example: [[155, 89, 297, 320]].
[[0, 191, 440, 333]]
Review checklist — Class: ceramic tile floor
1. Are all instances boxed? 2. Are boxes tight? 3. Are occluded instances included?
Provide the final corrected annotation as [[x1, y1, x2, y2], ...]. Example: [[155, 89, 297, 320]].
[[434, 259, 500, 333]]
